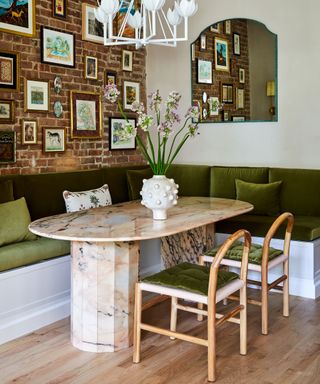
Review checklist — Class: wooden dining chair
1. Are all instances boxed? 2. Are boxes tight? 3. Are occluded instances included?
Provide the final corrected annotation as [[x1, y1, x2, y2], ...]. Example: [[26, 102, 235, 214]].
[[200, 212, 294, 335], [133, 229, 251, 382]]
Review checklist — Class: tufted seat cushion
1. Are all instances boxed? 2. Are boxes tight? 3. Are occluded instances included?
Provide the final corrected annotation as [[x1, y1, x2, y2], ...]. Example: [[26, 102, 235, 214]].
[[206, 242, 282, 265], [142, 262, 239, 296]]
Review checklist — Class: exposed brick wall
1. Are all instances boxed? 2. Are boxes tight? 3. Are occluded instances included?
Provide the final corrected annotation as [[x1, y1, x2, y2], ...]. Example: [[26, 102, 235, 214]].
[[0, 0, 147, 175], [192, 19, 250, 122]]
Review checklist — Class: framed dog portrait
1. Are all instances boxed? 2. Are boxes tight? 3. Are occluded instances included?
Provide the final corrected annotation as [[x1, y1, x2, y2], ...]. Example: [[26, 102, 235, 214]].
[[43, 127, 66, 153], [24, 79, 49, 112], [0, 51, 19, 91], [0, 99, 14, 124], [0, 0, 36, 37], [22, 120, 37, 144], [0, 131, 15, 163]]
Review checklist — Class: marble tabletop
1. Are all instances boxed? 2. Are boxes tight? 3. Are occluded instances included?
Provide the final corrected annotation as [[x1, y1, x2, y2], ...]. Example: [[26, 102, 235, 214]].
[[29, 197, 253, 242]]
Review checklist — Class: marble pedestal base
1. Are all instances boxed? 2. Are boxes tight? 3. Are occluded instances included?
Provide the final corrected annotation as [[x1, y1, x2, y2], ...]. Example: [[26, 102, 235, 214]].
[[71, 240, 139, 352]]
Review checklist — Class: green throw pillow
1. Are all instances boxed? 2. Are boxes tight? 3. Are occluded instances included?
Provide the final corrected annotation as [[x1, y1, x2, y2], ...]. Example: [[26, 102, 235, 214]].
[[235, 179, 282, 216], [0, 179, 14, 203], [126, 168, 153, 200], [0, 197, 37, 247]]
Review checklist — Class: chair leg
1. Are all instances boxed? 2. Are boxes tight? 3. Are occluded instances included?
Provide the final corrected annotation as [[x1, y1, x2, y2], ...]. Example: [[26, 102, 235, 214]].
[[261, 269, 269, 335], [283, 259, 289, 317], [239, 286, 247, 355], [170, 297, 178, 340], [133, 283, 142, 363], [207, 306, 216, 382], [198, 256, 205, 321]]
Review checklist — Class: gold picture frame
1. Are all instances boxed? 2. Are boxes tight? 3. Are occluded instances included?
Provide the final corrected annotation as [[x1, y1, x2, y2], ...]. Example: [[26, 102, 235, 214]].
[[0, 0, 36, 37], [0, 99, 15, 124], [24, 79, 50, 112]]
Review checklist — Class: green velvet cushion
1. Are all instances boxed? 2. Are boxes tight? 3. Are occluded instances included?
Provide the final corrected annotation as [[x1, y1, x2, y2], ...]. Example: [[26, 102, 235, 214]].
[[210, 166, 269, 199], [206, 242, 282, 265], [0, 179, 14, 203], [142, 262, 239, 296], [126, 167, 153, 200], [235, 179, 282, 216], [0, 237, 70, 272], [0, 198, 37, 247]]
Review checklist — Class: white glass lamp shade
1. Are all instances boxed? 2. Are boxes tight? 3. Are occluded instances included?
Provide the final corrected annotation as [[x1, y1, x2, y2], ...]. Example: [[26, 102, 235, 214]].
[[94, 7, 109, 23], [142, 0, 165, 11], [100, 0, 120, 15], [167, 7, 182, 26], [176, 0, 198, 17], [128, 10, 143, 29]]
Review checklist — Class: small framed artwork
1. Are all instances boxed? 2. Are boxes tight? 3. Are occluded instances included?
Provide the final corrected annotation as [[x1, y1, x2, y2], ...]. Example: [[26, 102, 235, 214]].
[[24, 79, 49, 112], [214, 37, 229, 72], [0, 0, 35, 37], [54, 76, 62, 94], [236, 88, 245, 109], [200, 34, 206, 51], [210, 23, 220, 33], [0, 131, 15, 163], [239, 68, 245, 84], [82, 3, 104, 44], [222, 110, 229, 121], [104, 71, 117, 86], [84, 56, 98, 80], [52, 0, 67, 19], [43, 127, 66, 153], [191, 43, 195, 61], [221, 83, 233, 104], [41, 27, 75, 68], [22, 120, 37, 144], [192, 100, 201, 123], [225, 20, 231, 35], [0, 51, 19, 92], [70, 91, 102, 139], [232, 116, 245, 122], [109, 117, 136, 150], [197, 59, 212, 84], [122, 50, 133, 71], [123, 81, 140, 110], [233, 33, 241, 55], [53, 100, 63, 118], [0, 99, 14, 124], [208, 97, 220, 116]]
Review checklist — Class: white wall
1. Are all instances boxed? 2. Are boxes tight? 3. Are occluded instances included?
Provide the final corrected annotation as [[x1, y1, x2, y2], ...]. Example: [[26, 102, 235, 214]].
[[146, 0, 320, 168]]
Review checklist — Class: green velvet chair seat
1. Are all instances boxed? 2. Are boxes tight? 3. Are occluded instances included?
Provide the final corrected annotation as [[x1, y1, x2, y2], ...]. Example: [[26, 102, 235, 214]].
[[206, 242, 282, 265], [0, 237, 70, 272], [142, 262, 239, 296]]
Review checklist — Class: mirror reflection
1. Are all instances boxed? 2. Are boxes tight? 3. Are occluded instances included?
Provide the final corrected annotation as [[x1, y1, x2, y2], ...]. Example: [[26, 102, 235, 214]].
[[191, 19, 277, 123]]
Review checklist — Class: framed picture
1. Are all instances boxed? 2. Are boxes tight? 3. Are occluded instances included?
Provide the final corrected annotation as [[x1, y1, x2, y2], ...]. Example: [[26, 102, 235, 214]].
[[52, 0, 67, 19], [191, 43, 195, 62], [200, 34, 206, 51], [208, 97, 220, 116], [221, 83, 233, 104], [0, 51, 19, 92], [54, 76, 62, 94], [84, 56, 98, 80], [0, 131, 15, 163], [0, 0, 35, 37], [197, 59, 212, 84], [122, 50, 133, 71], [225, 20, 231, 35], [22, 120, 37, 144], [43, 127, 66, 153], [123, 81, 140, 110], [82, 3, 104, 44], [232, 116, 245, 122], [41, 27, 75, 68], [233, 33, 240, 55], [236, 88, 245, 109], [239, 68, 245, 84], [0, 99, 14, 123], [109, 117, 136, 150], [210, 23, 220, 33], [70, 91, 102, 139], [222, 110, 229, 121], [24, 79, 49, 112], [192, 100, 201, 123], [105, 71, 117, 86], [214, 37, 229, 72]]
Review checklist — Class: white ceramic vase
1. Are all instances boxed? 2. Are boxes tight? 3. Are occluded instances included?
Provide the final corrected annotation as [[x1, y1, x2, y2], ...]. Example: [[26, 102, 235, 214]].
[[140, 175, 179, 220]]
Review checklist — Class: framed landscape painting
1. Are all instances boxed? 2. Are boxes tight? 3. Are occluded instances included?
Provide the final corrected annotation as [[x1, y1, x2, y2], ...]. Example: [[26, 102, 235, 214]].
[[24, 79, 49, 112], [82, 3, 104, 44], [0, 51, 19, 91], [0, 99, 14, 123], [41, 27, 75, 67], [109, 117, 136, 150], [0, 0, 35, 37], [0, 131, 15, 163], [70, 91, 102, 139]]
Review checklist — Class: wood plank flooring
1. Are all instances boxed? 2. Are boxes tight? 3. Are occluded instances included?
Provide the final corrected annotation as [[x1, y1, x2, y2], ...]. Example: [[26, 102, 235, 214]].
[[0, 292, 319, 384]]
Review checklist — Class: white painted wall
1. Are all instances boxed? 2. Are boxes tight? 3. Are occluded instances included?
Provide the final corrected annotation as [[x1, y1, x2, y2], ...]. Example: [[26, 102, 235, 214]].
[[146, 0, 320, 168]]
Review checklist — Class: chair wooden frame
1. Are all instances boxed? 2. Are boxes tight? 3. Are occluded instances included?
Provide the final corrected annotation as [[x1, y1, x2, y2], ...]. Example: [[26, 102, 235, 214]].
[[201, 212, 294, 335], [133, 229, 251, 382]]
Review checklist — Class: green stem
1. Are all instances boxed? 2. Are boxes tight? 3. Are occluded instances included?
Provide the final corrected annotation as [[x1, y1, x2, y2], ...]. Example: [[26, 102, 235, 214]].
[[146, 131, 156, 166], [165, 118, 190, 170], [136, 136, 156, 173], [117, 100, 128, 122], [164, 133, 190, 174]]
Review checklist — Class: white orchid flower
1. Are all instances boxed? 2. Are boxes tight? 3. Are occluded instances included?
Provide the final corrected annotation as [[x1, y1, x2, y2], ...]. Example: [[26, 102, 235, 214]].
[[176, 0, 198, 18], [100, 0, 120, 15], [142, 0, 165, 12], [94, 7, 109, 23], [128, 10, 142, 29], [167, 7, 182, 26]]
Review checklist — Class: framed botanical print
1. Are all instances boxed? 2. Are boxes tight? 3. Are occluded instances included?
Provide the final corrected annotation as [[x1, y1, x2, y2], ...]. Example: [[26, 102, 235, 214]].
[[41, 27, 75, 68], [43, 127, 66, 153], [0, 51, 19, 91], [197, 59, 212, 84], [105, 71, 117, 86], [0, 131, 15, 163], [122, 50, 133, 71], [82, 3, 104, 44], [0, 0, 35, 37], [52, 0, 67, 19], [70, 91, 102, 139], [24, 79, 50, 112], [233, 33, 240, 55], [123, 81, 140, 110], [0, 99, 14, 123], [109, 117, 136, 150], [22, 120, 37, 144], [214, 37, 229, 72], [84, 56, 98, 79]]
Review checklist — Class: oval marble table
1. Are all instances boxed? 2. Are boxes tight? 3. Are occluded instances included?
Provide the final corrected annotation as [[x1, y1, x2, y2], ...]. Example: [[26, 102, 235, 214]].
[[29, 197, 253, 353]]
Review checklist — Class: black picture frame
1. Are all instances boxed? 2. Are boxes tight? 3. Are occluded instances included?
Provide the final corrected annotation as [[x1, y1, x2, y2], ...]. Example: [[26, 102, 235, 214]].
[[52, 0, 67, 19], [109, 116, 136, 150], [0, 51, 19, 92], [221, 83, 233, 104], [233, 33, 240, 55], [197, 59, 213, 84], [0, 131, 15, 163], [104, 71, 117, 86]]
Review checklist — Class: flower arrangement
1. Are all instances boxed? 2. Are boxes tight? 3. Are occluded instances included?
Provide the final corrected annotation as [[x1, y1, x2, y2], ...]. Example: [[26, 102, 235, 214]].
[[103, 84, 200, 175]]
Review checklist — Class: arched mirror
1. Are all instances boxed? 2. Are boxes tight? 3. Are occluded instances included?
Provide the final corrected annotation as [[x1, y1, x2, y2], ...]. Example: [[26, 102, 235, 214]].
[[191, 19, 277, 123]]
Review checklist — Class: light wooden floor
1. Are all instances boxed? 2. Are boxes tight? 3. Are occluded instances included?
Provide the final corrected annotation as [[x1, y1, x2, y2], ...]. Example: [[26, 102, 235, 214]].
[[1, 292, 319, 384]]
